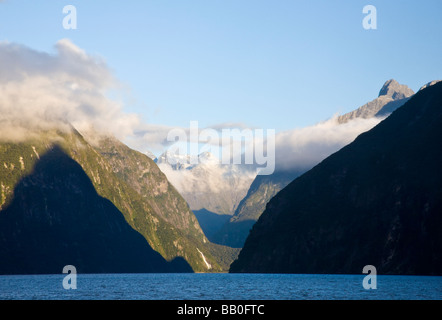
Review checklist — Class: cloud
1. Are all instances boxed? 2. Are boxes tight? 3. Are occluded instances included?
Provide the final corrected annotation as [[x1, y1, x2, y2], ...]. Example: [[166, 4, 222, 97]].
[[0, 39, 140, 142], [130, 115, 382, 175], [0, 39, 262, 158], [0, 39, 382, 175], [156, 155, 258, 213], [142, 115, 382, 173], [274, 115, 382, 171]]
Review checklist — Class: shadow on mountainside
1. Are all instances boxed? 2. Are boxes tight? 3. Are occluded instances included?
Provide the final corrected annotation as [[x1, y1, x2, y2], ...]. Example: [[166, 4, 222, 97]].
[[230, 82, 442, 275], [193, 208, 231, 242], [0, 145, 192, 274]]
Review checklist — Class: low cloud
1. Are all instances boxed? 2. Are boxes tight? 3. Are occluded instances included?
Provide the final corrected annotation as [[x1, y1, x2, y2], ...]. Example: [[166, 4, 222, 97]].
[[144, 116, 382, 173], [274, 116, 382, 172]]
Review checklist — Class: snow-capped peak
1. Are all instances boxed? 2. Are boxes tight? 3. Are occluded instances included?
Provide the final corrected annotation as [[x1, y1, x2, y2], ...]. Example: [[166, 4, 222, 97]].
[[198, 151, 220, 165]]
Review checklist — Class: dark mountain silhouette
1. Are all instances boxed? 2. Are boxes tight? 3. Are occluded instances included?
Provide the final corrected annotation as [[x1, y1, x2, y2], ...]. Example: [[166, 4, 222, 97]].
[[0, 145, 192, 274], [217, 79, 414, 249], [230, 82, 442, 275]]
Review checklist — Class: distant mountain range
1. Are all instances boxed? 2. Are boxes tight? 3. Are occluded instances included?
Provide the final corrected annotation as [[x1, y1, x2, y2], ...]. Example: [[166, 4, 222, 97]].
[[0, 127, 237, 274], [214, 79, 415, 248], [156, 150, 257, 240], [230, 81, 442, 275], [157, 151, 257, 216]]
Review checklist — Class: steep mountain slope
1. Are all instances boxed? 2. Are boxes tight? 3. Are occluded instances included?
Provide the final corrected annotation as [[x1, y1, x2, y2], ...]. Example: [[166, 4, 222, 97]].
[[230, 82, 442, 275], [0, 144, 189, 274], [90, 134, 204, 241], [0, 128, 232, 273], [217, 79, 414, 248], [89, 134, 238, 271], [212, 170, 301, 248]]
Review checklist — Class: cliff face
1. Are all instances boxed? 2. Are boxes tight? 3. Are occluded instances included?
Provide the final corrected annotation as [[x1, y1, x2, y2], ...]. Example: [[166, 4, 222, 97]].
[[230, 82, 442, 275]]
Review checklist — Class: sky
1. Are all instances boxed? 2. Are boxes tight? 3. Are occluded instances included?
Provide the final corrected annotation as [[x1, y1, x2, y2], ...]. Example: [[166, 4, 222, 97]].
[[0, 0, 441, 156]]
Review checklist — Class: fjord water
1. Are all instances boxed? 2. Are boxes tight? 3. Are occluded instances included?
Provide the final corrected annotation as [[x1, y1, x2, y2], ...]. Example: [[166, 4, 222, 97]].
[[0, 273, 441, 300]]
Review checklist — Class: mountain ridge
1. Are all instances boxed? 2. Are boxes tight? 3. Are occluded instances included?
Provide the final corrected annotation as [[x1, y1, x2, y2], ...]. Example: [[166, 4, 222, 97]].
[[0, 144, 191, 274], [0, 127, 237, 273], [337, 79, 414, 123]]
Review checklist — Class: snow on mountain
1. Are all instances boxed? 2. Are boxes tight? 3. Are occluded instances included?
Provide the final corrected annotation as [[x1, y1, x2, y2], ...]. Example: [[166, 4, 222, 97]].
[[157, 151, 257, 216]]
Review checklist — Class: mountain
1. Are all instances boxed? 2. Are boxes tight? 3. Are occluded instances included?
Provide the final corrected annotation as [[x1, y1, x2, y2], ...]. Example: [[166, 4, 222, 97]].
[[157, 151, 257, 216], [215, 79, 415, 248], [0, 127, 236, 274], [212, 170, 301, 248], [0, 143, 188, 274], [156, 150, 257, 239], [338, 79, 414, 123], [419, 80, 441, 91], [89, 134, 204, 242], [230, 82, 442, 275], [337, 79, 414, 122]]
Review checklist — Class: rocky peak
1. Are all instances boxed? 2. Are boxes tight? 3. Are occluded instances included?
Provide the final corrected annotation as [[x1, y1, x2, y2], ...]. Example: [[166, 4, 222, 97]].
[[337, 79, 414, 124], [378, 79, 414, 100]]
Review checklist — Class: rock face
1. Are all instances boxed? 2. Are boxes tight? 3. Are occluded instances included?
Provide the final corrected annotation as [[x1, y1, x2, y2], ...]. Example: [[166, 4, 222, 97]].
[[230, 82, 442, 275], [378, 79, 415, 100], [0, 128, 234, 274], [91, 135, 203, 239]]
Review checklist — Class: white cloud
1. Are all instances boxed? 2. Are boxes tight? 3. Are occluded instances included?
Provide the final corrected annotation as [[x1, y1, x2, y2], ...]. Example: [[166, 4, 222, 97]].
[[130, 115, 381, 175], [157, 156, 257, 214], [274, 115, 382, 171], [0, 39, 383, 175], [0, 39, 140, 142]]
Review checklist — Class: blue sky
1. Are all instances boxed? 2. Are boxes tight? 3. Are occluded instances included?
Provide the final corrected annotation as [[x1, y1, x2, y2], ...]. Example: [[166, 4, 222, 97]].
[[1, 0, 441, 133]]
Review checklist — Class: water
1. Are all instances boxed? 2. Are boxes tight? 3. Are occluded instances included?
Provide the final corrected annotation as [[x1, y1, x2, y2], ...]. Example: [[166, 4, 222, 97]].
[[0, 273, 441, 300]]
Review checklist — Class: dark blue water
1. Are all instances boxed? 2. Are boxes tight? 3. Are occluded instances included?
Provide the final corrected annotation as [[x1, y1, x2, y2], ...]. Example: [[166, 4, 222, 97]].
[[0, 273, 441, 300]]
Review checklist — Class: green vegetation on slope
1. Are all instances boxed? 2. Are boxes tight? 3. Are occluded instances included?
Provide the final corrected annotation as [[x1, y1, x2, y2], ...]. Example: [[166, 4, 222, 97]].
[[0, 127, 237, 273]]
